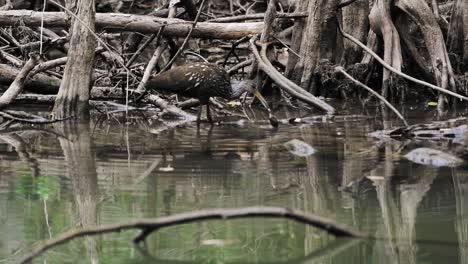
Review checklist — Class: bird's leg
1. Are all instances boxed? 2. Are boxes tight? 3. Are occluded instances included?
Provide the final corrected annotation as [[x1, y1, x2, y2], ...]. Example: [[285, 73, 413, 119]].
[[206, 102, 213, 124], [197, 105, 203, 124]]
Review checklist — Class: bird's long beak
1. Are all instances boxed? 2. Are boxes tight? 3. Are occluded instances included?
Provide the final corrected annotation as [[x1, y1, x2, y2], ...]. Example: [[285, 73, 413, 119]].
[[254, 89, 270, 111], [254, 89, 279, 128]]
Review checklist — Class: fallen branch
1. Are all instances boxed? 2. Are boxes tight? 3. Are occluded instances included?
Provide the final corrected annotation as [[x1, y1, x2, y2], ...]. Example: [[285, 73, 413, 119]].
[[249, 36, 335, 113], [19, 206, 364, 264], [335, 66, 408, 126], [0, 54, 40, 109], [0, 110, 73, 124], [146, 94, 196, 120], [0, 10, 264, 40], [29, 57, 67, 76], [207, 12, 308, 23]]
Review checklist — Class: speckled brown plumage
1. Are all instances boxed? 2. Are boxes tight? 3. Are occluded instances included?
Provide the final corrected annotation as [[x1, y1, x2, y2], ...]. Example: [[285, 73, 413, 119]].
[[146, 62, 263, 123], [147, 62, 234, 105]]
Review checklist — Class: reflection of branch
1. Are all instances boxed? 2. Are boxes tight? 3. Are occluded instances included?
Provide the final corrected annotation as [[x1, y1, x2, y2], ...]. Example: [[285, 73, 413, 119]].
[[0, 133, 40, 176], [0, 127, 66, 138], [136, 238, 361, 264], [20, 207, 364, 264]]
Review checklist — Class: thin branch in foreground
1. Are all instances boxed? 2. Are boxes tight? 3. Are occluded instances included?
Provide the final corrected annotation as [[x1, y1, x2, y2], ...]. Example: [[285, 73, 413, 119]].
[[335, 66, 409, 127], [19, 207, 365, 264]]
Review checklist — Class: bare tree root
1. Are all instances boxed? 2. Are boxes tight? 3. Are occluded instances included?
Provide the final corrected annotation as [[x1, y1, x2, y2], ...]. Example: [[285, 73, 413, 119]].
[[361, 30, 378, 65], [249, 36, 335, 113], [338, 21, 468, 102], [456, 74, 468, 96], [368, 0, 403, 97], [447, 0, 468, 73], [0, 53, 40, 109], [19, 206, 365, 264], [335, 66, 408, 126], [395, 0, 456, 111]]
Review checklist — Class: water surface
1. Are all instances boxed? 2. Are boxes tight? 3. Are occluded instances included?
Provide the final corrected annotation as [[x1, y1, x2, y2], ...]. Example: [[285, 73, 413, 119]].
[[0, 105, 467, 263]]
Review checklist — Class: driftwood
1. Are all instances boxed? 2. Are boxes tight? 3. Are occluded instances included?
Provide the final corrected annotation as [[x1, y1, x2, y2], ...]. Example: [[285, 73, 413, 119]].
[[0, 54, 40, 109], [19, 206, 365, 264], [146, 94, 196, 120], [0, 10, 264, 40]]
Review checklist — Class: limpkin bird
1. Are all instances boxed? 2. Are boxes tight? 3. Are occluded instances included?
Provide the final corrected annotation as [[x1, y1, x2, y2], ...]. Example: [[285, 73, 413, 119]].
[[147, 62, 276, 125]]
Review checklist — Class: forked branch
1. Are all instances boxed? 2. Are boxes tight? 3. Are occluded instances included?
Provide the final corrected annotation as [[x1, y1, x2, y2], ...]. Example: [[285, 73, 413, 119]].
[[19, 207, 364, 264]]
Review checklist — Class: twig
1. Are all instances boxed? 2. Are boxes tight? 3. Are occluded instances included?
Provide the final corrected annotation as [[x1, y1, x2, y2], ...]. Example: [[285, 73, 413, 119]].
[[207, 12, 308, 23], [125, 27, 163, 68], [19, 206, 364, 264], [30, 56, 67, 76], [46, 0, 137, 80], [335, 66, 408, 126], [227, 59, 253, 75], [146, 94, 196, 120], [160, 0, 206, 72], [223, 36, 249, 67]]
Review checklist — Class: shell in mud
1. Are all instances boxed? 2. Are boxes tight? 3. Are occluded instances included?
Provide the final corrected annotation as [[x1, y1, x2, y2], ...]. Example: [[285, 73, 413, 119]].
[[283, 139, 316, 157], [404, 148, 464, 167]]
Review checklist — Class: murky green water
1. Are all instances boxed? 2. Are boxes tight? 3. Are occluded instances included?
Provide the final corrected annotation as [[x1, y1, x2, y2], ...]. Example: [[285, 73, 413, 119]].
[[1, 105, 467, 263]]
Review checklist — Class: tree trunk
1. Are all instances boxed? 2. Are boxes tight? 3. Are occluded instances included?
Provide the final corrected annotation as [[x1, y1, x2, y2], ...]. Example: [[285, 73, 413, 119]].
[[447, 0, 468, 73], [395, 0, 456, 110], [285, 0, 308, 78], [340, 0, 369, 65], [52, 0, 96, 118], [291, 0, 340, 92], [369, 0, 403, 98]]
